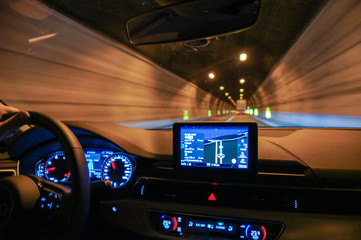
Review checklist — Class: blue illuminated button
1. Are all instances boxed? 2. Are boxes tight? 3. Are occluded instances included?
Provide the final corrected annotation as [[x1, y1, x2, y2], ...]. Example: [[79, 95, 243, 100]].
[[163, 219, 172, 230], [239, 224, 247, 238], [187, 219, 236, 235], [245, 225, 266, 240], [39, 190, 62, 214]]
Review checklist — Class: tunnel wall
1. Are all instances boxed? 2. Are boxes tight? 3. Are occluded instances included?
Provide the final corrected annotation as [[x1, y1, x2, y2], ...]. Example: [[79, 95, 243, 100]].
[[0, 0, 232, 123], [249, 0, 361, 125]]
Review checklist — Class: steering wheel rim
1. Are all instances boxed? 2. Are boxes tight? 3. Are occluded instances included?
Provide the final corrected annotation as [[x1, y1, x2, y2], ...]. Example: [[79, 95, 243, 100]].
[[0, 112, 90, 239], [30, 112, 90, 239]]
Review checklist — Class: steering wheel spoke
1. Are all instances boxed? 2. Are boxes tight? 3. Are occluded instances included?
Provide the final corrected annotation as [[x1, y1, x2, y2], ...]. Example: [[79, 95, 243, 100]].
[[30, 175, 71, 218]]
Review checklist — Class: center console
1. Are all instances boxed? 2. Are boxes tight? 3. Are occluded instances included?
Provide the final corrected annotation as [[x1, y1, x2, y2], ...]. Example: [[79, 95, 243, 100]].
[[151, 122, 283, 239]]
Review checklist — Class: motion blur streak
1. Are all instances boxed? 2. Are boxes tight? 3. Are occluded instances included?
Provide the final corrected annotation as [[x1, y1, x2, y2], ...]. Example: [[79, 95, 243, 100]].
[[249, 0, 361, 127], [255, 113, 361, 128], [0, 0, 232, 122]]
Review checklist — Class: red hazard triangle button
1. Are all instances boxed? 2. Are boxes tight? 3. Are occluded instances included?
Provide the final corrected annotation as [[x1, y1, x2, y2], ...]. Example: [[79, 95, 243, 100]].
[[208, 193, 216, 201]]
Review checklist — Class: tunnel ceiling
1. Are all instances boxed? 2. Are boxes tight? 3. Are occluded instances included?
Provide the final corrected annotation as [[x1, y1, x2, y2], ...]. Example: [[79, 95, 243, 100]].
[[42, 0, 328, 103]]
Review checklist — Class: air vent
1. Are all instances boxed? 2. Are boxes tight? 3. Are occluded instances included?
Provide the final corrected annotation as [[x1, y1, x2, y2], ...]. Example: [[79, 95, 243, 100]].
[[258, 159, 310, 177], [0, 160, 19, 178], [136, 177, 361, 215], [0, 169, 16, 178]]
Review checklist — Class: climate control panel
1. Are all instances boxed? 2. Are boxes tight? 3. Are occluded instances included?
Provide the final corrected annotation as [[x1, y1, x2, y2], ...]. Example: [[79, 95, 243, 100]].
[[149, 211, 284, 240]]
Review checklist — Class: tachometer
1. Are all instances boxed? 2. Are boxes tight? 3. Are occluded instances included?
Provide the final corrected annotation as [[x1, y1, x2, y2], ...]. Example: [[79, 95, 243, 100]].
[[35, 151, 70, 183], [101, 153, 134, 188]]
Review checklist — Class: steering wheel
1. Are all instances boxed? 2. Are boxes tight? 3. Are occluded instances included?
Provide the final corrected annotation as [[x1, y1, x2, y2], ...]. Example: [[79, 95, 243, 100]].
[[0, 112, 90, 239]]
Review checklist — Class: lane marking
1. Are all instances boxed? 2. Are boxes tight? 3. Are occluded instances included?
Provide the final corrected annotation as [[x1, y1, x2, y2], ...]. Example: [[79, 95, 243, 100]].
[[226, 115, 235, 122]]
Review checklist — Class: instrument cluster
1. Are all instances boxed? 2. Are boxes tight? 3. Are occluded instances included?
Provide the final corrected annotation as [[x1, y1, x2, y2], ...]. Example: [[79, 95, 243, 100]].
[[35, 148, 135, 188]]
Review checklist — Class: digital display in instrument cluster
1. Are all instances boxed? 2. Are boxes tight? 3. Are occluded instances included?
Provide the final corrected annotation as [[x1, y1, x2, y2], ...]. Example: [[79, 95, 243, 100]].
[[84, 148, 114, 180]]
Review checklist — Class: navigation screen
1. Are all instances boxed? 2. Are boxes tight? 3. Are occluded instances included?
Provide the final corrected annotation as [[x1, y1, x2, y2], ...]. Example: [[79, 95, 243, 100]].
[[180, 126, 249, 169]]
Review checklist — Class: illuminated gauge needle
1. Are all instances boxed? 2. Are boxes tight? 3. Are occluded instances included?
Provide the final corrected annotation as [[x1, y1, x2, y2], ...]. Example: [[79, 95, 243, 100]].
[[64, 171, 70, 178], [111, 161, 116, 170], [45, 167, 56, 172]]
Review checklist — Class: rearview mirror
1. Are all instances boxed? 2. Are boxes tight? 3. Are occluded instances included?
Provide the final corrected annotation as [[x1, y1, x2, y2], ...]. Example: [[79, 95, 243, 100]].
[[127, 0, 261, 45]]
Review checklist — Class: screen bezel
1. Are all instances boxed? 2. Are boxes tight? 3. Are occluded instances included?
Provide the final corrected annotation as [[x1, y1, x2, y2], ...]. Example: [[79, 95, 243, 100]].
[[173, 122, 258, 181]]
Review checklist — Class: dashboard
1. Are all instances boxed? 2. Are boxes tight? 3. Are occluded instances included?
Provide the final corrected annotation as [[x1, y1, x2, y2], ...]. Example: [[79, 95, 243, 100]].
[[4, 121, 361, 240], [34, 148, 135, 188]]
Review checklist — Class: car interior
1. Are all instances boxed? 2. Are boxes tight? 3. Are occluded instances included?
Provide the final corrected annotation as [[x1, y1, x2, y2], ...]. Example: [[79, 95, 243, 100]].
[[0, 0, 361, 239]]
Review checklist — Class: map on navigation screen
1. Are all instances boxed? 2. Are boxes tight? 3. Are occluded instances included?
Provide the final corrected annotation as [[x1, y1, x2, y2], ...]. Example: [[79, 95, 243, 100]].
[[180, 126, 249, 169]]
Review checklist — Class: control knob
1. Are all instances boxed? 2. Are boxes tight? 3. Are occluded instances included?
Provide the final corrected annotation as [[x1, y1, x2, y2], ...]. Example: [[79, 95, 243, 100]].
[[245, 224, 266, 240], [160, 215, 177, 232]]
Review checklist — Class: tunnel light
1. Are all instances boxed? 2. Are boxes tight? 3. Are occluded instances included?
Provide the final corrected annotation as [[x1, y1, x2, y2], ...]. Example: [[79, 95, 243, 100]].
[[250, 109, 254, 115], [254, 108, 259, 116], [217, 110, 221, 115], [208, 110, 212, 117], [245, 109, 249, 114], [208, 73, 215, 79], [240, 79, 245, 84], [240, 89, 244, 92], [225, 92, 229, 96], [220, 86, 224, 91], [28, 33, 57, 43], [183, 110, 189, 120], [265, 107, 272, 119], [240, 96, 243, 100], [240, 53, 247, 61]]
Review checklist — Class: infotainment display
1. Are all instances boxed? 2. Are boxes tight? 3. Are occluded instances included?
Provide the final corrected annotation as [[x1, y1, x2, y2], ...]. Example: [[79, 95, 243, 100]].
[[173, 122, 258, 179]]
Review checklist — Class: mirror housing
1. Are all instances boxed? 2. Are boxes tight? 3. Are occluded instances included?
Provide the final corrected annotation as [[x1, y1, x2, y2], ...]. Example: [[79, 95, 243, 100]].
[[127, 0, 261, 45]]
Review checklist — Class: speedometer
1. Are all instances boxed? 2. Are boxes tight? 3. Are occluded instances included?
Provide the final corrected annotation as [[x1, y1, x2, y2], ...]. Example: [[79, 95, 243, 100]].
[[101, 153, 134, 188]]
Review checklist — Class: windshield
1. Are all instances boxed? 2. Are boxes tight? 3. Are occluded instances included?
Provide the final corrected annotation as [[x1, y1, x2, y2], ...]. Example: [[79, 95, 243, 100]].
[[0, 0, 360, 129]]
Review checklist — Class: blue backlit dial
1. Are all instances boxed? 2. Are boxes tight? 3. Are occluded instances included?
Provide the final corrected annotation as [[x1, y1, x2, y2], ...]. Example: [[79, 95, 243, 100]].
[[245, 224, 266, 240], [35, 151, 70, 183], [101, 153, 134, 188]]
